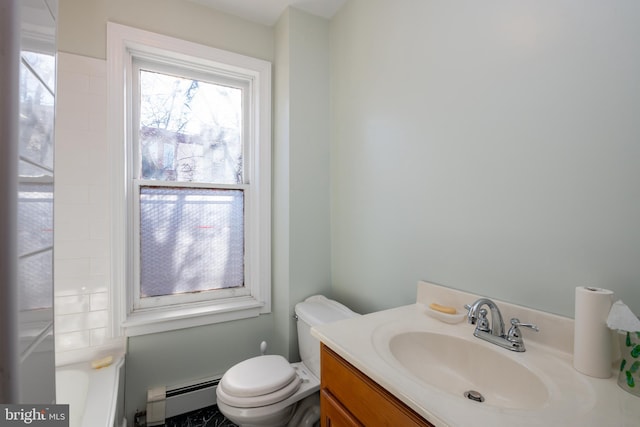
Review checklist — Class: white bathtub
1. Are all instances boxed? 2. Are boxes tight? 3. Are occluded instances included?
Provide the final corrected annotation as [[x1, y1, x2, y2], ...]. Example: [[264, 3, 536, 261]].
[[56, 355, 125, 427]]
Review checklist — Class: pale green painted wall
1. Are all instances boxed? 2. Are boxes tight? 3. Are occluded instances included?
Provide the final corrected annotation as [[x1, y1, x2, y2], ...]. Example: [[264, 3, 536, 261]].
[[273, 8, 294, 363], [57, 0, 273, 61], [287, 8, 332, 355], [330, 0, 640, 316], [274, 8, 332, 361]]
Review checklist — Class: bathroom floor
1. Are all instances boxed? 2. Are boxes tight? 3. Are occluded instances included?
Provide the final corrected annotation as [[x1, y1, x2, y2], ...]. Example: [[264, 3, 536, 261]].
[[164, 405, 237, 427]]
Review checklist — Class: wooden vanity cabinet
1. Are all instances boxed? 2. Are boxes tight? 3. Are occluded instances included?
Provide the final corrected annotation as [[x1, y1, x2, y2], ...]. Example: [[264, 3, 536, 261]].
[[320, 344, 434, 427]]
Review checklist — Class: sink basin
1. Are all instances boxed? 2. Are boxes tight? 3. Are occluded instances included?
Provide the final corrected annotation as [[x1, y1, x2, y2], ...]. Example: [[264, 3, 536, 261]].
[[387, 331, 549, 409]]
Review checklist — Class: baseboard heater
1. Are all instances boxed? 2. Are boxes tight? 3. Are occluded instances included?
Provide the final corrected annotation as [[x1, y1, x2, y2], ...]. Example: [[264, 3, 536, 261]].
[[166, 377, 221, 417], [147, 376, 221, 425]]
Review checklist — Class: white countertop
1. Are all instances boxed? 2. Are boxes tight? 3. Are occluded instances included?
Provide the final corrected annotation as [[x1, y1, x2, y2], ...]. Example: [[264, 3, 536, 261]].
[[312, 282, 640, 427]]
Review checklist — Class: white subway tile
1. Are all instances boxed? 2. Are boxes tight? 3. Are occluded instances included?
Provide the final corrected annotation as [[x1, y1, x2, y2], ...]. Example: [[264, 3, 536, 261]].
[[55, 239, 108, 260], [55, 184, 91, 205], [83, 56, 106, 77], [87, 149, 109, 185], [55, 294, 90, 315], [89, 217, 110, 241], [87, 310, 108, 329], [56, 139, 90, 161], [54, 52, 110, 356], [55, 258, 91, 279], [55, 128, 90, 151], [58, 52, 105, 76], [55, 217, 90, 242], [90, 328, 108, 347], [55, 201, 90, 220], [88, 240, 109, 259], [56, 93, 93, 123], [56, 313, 86, 333], [88, 75, 107, 100], [55, 150, 92, 183], [57, 71, 90, 96], [89, 257, 109, 276], [86, 275, 109, 294], [55, 106, 90, 132], [90, 292, 109, 311], [55, 330, 91, 351], [54, 277, 89, 296], [88, 192, 110, 218], [88, 112, 107, 133], [55, 310, 107, 334]]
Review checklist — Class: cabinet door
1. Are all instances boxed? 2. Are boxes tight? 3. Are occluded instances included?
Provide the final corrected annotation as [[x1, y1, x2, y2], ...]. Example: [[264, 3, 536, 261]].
[[321, 344, 434, 427], [321, 389, 363, 427]]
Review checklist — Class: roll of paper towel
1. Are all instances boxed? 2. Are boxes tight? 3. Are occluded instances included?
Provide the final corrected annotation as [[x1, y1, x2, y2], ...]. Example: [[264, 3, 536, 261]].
[[573, 286, 614, 378]]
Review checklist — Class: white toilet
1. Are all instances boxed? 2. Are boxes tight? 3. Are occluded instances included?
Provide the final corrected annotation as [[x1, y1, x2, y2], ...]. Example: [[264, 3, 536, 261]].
[[216, 295, 359, 427]]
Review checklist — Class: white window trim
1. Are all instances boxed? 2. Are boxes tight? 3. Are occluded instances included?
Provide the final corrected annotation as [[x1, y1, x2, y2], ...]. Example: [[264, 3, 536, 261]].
[[107, 22, 271, 337]]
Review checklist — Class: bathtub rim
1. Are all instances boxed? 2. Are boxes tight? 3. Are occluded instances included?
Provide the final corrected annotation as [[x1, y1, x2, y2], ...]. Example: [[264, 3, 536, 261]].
[[56, 353, 125, 427]]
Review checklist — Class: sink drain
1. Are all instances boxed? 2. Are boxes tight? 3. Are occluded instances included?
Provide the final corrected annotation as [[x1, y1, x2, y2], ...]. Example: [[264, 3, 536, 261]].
[[464, 390, 485, 403]]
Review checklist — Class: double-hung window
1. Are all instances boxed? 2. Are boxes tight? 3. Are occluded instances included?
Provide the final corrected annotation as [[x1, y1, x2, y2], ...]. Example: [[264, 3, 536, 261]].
[[107, 23, 271, 336]]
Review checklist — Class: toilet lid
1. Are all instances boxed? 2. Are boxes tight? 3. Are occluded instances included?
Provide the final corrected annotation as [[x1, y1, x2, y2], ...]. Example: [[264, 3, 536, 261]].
[[220, 355, 298, 398], [217, 374, 302, 408]]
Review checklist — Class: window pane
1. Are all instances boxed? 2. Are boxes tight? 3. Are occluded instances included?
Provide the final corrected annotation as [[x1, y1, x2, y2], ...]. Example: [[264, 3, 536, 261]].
[[140, 186, 244, 298], [19, 249, 53, 311], [22, 51, 56, 91], [19, 160, 51, 178], [138, 70, 243, 184], [18, 182, 53, 256], [20, 60, 54, 171]]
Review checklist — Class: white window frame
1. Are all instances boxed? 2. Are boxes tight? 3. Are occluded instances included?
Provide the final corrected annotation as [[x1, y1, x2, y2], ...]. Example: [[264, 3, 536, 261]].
[[107, 23, 271, 336]]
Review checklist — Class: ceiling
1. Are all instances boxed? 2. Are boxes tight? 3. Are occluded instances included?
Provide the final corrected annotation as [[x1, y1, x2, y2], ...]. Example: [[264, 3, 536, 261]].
[[188, 0, 347, 26]]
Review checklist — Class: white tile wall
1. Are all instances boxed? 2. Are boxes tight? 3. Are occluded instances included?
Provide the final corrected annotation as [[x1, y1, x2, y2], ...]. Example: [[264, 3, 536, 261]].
[[54, 52, 113, 357]]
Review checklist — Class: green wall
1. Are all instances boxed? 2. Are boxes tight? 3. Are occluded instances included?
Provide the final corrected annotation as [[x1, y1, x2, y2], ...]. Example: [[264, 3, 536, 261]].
[[329, 0, 640, 316], [58, 0, 273, 61]]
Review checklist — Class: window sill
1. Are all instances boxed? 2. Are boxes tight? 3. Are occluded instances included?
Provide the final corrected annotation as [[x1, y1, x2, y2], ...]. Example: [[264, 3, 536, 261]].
[[122, 296, 267, 336]]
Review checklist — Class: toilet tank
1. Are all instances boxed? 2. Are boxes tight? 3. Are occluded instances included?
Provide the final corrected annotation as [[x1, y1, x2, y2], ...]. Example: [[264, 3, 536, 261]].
[[294, 295, 359, 378]]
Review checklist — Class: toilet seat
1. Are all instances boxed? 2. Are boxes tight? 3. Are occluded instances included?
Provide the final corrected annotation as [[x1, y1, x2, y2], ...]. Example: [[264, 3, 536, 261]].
[[218, 374, 302, 408], [216, 295, 358, 426], [217, 355, 302, 408]]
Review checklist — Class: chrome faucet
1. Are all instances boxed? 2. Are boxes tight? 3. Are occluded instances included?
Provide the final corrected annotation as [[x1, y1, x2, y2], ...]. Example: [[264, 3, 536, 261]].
[[465, 298, 539, 352]]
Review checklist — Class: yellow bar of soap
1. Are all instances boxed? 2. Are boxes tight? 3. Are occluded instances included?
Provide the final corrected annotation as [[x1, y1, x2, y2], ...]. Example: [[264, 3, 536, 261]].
[[429, 303, 457, 315], [91, 355, 113, 369]]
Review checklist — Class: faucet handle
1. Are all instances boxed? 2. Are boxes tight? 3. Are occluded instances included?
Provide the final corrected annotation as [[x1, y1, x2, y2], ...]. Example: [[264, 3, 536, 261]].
[[507, 318, 539, 346], [510, 318, 539, 332], [476, 308, 491, 333], [464, 304, 475, 323], [464, 304, 488, 328]]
